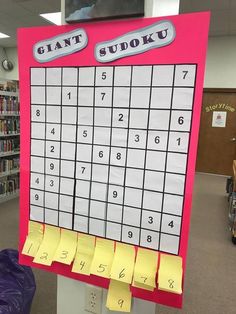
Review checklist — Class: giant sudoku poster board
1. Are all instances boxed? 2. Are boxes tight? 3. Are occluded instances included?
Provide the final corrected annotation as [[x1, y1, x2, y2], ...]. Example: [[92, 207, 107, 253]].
[[19, 12, 210, 307]]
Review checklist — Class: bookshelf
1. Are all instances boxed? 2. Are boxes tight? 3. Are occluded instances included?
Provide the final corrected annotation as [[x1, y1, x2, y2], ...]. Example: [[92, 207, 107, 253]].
[[0, 81, 20, 203]]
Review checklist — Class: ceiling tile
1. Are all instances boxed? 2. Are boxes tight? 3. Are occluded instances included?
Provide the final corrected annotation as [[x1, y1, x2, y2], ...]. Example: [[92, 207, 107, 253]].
[[0, 0, 32, 14], [20, 0, 60, 14], [17, 14, 51, 27]]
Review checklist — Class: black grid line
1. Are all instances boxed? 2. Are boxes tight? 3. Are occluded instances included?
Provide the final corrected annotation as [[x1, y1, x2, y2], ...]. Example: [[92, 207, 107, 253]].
[[104, 67, 115, 238], [138, 65, 154, 246], [120, 66, 133, 242], [42, 68, 47, 223], [87, 67, 96, 234], [55, 68, 63, 226], [29, 64, 197, 254], [71, 68, 80, 230]]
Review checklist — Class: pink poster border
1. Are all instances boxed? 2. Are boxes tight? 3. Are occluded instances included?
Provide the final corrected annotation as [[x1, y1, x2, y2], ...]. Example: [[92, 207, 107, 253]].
[[18, 12, 210, 308]]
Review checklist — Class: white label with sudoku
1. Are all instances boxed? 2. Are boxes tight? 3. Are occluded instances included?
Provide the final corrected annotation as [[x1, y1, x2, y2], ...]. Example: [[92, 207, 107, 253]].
[[29, 64, 196, 255]]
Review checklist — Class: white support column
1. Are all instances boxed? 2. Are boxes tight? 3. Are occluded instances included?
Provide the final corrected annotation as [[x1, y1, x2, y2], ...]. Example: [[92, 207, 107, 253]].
[[57, 1, 180, 313], [145, 0, 180, 17]]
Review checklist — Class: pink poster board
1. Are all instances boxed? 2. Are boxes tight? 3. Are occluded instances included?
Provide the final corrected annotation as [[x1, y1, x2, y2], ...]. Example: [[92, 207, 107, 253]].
[[18, 12, 210, 308]]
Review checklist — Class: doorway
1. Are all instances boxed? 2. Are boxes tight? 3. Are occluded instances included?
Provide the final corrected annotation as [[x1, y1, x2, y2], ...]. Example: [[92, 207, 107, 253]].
[[196, 89, 236, 176]]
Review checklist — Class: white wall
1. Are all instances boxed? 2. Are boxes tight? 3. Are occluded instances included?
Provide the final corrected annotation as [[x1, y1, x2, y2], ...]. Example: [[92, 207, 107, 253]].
[[1, 36, 236, 88], [0, 47, 18, 80], [204, 36, 236, 88]]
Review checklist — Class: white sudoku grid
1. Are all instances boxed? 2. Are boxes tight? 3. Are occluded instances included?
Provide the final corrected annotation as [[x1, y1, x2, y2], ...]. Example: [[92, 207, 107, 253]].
[[29, 64, 196, 255]]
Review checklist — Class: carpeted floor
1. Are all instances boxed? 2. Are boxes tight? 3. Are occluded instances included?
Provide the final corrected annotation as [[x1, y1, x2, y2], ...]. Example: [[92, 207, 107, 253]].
[[0, 173, 235, 314], [0, 197, 57, 314], [157, 173, 236, 314]]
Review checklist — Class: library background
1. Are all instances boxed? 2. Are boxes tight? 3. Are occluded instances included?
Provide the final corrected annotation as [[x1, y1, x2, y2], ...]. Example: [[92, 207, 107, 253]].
[[0, 1, 236, 314]]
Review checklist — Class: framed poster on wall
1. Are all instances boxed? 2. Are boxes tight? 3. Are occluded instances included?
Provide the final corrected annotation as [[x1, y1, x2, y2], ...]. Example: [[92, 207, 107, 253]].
[[65, 0, 144, 23], [18, 12, 210, 309]]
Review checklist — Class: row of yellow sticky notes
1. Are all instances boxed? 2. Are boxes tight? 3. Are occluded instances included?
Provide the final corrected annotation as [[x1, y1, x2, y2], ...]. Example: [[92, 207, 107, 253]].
[[22, 222, 183, 295]]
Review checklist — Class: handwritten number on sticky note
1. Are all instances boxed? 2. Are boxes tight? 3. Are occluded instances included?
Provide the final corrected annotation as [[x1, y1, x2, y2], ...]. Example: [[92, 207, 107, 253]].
[[97, 264, 107, 273], [119, 268, 125, 279], [118, 299, 124, 308], [40, 252, 48, 260], [168, 279, 174, 289], [141, 276, 148, 283], [80, 261, 85, 270], [27, 243, 33, 254], [60, 250, 69, 259]]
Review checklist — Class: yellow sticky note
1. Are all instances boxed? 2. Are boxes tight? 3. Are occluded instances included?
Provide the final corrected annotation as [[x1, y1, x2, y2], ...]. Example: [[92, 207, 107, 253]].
[[22, 221, 43, 257], [158, 254, 183, 294], [133, 248, 158, 288], [33, 225, 60, 266], [106, 280, 132, 312], [131, 280, 154, 291], [53, 229, 77, 265], [72, 234, 95, 275], [90, 238, 114, 278], [110, 243, 135, 284]]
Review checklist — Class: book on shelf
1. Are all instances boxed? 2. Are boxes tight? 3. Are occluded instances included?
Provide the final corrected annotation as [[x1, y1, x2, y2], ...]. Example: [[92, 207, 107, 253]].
[[0, 96, 19, 115], [0, 157, 19, 174], [0, 139, 20, 153], [0, 80, 18, 93], [0, 174, 19, 196], [0, 118, 20, 135]]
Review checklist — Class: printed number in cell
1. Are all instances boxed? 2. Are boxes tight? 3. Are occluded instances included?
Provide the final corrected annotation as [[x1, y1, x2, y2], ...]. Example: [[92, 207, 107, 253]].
[[174, 64, 196, 86], [46, 141, 60, 158], [31, 173, 44, 190], [182, 71, 188, 79], [45, 175, 59, 193], [128, 231, 133, 239], [170, 111, 192, 132], [122, 226, 139, 245], [32, 105, 45, 122], [168, 132, 189, 153], [140, 229, 159, 249], [77, 126, 93, 144], [45, 159, 60, 176], [95, 87, 112, 107], [110, 147, 126, 166], [147, 131, 168, 151], [46, 124, 60, 141], [128, 130, 147, 149], [30, 189, 44, 206], [161, 214, 181, 235], [141, 211, 161, 231], [62, 86, 77, 105], [108, 185, 123, 204], [112, 109, 129, 128], [95, 67, 113, 86], [93, 146, 110, 164], [76, 162, 91, 180]]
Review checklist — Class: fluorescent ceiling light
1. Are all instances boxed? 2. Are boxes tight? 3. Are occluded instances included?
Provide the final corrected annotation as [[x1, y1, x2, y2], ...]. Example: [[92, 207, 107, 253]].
[[0, 32, 10, 39], [40, 12, 61, 25]]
